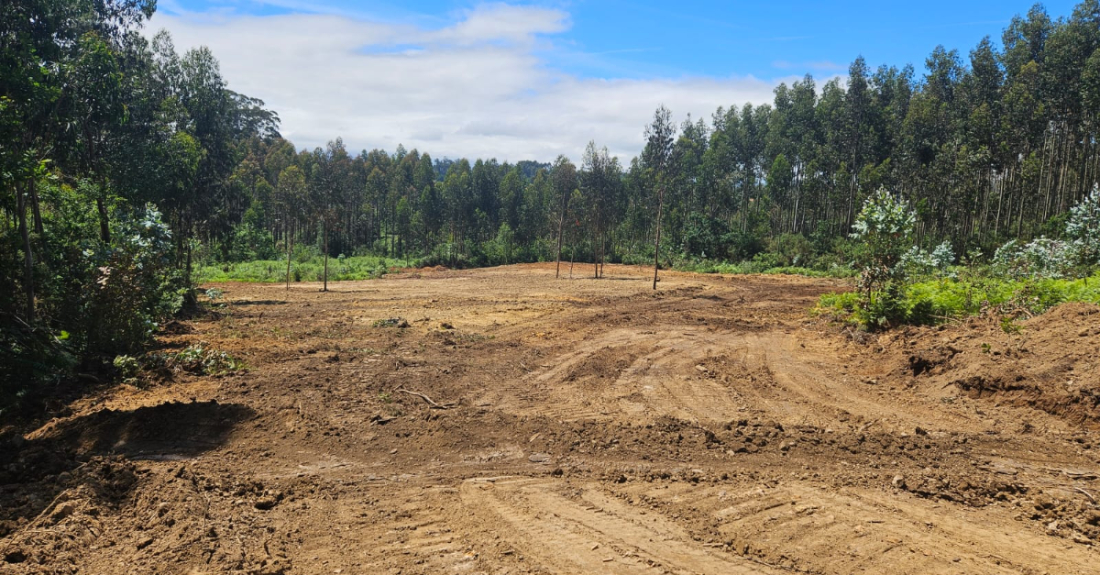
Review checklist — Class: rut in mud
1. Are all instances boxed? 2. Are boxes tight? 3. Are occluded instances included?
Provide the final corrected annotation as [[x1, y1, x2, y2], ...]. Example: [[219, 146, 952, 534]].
[[2, 263, 1099, 574]]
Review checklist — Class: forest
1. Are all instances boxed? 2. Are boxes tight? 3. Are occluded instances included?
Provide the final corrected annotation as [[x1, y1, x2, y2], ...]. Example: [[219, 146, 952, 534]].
[[4, 0, 1100, 412]]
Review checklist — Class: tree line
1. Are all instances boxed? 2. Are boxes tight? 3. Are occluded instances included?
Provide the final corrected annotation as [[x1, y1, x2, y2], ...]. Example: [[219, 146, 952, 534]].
[[1, 0, 277, 407], [213, 2, 1100, 276], [4, 0, 1100, 410]]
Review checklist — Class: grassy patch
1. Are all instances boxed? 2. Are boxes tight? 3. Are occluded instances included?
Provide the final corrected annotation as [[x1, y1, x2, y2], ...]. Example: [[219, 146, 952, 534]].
[[676, 259, 856, 278], [196, 255, 411, 283], [817, 271, 1100, 328]]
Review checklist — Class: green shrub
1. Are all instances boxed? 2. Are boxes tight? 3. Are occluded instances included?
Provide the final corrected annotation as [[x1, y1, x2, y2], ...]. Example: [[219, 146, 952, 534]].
[[1067, 185, 1100, 267], [148, 343, 245, 376], [850, 187, 915, 305], [769, 233, 815, 267], [196, 254, 408, 283], [83, 205, 186, 355], [819, 272, 1100, 329]]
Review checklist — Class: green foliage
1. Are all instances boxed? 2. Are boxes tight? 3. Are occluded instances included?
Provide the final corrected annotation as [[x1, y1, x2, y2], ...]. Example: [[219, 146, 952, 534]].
[[1066, 184, 1100, 267], [9, 0, 1100, 418], [485, 222, 516, 265], [819, 272, 1100, 329], [113, 354, 140, 378], [83, 205, 186, 354], [676, 259, 854, 278], [898, 241, 955, 279], [680, 213, 732, 259], [196, 255, 405, 283], [149, 344, 246, 376], [850, 188, 916, 299], [769, 233, 815, 267], [992, 238, 1074, 279], [226, 223, 277, 263], [0, 321, 78, 416], [1000, 316, 1022, 334]]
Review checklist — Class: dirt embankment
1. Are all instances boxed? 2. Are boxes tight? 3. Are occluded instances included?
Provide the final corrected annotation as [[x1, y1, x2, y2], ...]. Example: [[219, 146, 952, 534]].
[[2, 263, 1098, 574], [896, 302, 1100, 425]]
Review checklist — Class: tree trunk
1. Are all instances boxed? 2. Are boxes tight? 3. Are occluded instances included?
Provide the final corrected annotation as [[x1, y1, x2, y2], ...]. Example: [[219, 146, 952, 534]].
[[18, 184, 35, 323], [322, 220, 329, 292], [30, 178, 43, 235], [96, 195, 110, 243], [652, 185, 665, 290], [286, 232, 293, 291], [555, 202, 567, 279]]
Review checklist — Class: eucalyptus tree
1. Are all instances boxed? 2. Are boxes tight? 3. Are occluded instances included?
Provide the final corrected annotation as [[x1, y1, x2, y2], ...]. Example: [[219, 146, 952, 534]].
[[580, 142, 621, 278], [643, 106, 676, 289], [550, 156, 578, 278], [276, 165, 307, 289]]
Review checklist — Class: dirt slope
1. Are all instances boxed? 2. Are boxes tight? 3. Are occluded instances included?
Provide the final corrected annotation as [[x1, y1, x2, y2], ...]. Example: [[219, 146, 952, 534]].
[[2, 263, 1099, 574]]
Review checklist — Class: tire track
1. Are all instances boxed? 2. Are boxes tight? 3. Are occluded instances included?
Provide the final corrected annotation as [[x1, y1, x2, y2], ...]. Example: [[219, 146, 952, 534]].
[[460, 477, 782, 574], [618, 481, 1100, 575]]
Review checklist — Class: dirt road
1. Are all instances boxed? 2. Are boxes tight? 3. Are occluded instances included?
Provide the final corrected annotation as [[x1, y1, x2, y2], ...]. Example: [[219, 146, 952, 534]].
[[3, 263, 1099, 574]]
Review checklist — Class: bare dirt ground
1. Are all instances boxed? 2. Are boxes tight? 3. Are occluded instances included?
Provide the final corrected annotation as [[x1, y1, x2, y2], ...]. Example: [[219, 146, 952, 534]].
[[3, 263, 1100, 574]]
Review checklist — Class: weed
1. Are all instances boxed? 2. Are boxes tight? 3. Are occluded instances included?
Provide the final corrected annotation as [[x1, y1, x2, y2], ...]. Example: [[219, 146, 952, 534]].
[[113, 354, 142, 386], [1000, 316, 1022, 334], [150, 343, 247, 376], [197, 255, 409, 283]]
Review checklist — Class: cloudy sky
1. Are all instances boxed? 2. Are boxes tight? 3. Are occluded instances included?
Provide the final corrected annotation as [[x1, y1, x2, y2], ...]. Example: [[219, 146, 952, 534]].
[[151, 0, 1080, 162]]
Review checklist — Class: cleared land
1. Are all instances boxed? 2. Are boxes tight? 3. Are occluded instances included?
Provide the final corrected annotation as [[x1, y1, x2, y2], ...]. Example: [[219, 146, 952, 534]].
[[2, 263, 1100, 574]]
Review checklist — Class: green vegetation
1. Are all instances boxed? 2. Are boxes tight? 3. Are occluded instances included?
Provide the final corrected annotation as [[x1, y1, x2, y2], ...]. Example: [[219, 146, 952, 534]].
[[1, 0, 275, 415], [821, 187, 1100, 329], [197, 254, 407, 283], [153, 344, 247, 376], [675, 259, 855, 278], [109, 344, 247, 388], [819, 273, 1100, 327]]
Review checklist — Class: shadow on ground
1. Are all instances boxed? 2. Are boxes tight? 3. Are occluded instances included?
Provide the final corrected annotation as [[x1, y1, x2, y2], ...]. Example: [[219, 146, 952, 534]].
[[0, 401, 253, 538]]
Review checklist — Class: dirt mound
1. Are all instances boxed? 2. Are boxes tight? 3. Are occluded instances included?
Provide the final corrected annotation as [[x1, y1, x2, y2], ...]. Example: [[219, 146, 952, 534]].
[[901, 302, 1100, 425], [1023, 301, 1100, 329]]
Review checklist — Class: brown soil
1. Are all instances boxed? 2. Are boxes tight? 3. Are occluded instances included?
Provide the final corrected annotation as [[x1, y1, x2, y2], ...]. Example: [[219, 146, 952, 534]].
[[2, 263, 1099, 574]]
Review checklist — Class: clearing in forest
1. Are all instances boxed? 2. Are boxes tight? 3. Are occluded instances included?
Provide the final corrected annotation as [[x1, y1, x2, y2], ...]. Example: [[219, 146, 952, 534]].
[[2, 263, 1099, 574]]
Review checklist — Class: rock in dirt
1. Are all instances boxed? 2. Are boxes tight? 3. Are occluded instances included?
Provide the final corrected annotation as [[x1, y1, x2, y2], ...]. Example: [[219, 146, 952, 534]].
[[255, 496, 279, 510], [50, 501, 77, 522], [528, 452, 551, 463]]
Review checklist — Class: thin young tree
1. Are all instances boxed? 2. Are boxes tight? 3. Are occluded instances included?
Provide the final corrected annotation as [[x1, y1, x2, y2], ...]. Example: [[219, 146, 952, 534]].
[[581, 141, 620, 278], [643, 106, 676, 289], [277, 165, 306, 290], [550, 156, 578, 278]]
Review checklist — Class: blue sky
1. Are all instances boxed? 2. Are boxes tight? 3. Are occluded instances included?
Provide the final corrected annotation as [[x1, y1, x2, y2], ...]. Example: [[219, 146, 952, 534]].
[[152, 0, 1084, 160]]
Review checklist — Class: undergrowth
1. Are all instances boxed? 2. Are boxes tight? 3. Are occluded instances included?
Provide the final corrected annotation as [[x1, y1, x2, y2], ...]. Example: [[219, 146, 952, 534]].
[[114, 343, 246, 387], [674, 260, 856, 278], [817, 272, 1100, 328], [196, 255, 410, 283]]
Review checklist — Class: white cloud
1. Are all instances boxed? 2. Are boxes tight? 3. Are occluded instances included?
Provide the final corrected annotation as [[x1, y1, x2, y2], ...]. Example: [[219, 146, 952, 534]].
[[148, 4, 790, 162], [429, 3, 570, 46]]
